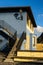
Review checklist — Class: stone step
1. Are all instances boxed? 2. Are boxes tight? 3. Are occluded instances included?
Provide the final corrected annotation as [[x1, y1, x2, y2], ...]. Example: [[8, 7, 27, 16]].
[[4, 59, 14, 62], [7, 38, 19, 58], [14, 56, 43, 63]]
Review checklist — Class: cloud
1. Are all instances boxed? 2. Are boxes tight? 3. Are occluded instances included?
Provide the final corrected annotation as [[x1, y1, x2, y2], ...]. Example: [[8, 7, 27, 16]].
[[34, 25, 43, 32], [38, 14, 43, 17]]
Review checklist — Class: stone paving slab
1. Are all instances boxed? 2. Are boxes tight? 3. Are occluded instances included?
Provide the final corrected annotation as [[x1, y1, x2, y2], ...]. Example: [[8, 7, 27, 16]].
[[0, 62, 43, 65]]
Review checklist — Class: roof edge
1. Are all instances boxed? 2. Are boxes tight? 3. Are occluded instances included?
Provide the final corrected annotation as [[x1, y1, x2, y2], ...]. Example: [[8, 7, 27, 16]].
[[0, 6, 37, 27]]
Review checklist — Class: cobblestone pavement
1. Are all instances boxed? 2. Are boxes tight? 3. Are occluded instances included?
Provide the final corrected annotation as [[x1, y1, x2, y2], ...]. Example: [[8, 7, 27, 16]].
[[0, 62, 43, 65]]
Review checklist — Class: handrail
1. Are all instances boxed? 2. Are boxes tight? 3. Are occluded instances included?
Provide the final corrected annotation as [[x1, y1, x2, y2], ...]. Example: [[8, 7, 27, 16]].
[[0, 30, 17, 57], [16, 32, 26, 52]]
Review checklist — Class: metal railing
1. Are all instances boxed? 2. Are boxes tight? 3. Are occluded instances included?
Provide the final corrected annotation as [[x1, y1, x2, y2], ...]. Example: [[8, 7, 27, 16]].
[[15, 32, 26, 53]]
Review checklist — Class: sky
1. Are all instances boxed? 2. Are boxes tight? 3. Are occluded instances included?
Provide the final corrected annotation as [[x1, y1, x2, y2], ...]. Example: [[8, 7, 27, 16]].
[[0, 0, 43, 27]]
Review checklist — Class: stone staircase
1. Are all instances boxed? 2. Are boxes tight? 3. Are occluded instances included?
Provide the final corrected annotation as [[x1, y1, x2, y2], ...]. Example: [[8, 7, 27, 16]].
[[4, 38, 19, 62], [0, 52, 6, 62]]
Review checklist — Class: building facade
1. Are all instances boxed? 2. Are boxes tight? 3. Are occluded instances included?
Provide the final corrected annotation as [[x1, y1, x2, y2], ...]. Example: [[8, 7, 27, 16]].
[[0, 7, 37, 51]]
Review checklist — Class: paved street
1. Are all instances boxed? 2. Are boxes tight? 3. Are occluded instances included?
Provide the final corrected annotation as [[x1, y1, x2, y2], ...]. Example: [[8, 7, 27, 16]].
[[0, 62, 43, 65]]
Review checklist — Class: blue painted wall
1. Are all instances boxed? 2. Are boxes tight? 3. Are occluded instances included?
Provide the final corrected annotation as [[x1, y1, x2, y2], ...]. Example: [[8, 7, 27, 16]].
[[0, 12, 26, 37], [0, 12, 27, 50]]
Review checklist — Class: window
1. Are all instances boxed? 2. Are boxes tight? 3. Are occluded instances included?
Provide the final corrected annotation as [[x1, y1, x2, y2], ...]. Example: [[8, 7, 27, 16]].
[[30, 20, 31, 29], [31, 23, 34, 31], [33, 37, 36, 47]]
